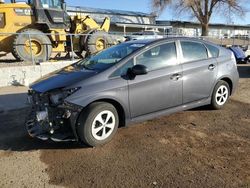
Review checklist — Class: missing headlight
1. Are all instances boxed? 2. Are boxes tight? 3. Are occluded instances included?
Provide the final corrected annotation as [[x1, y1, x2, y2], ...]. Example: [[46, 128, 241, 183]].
[[50, 87, 81, 106], [36, 110, 48, 122], [66, 87, 81, 96], [50, 92, 65, 105]]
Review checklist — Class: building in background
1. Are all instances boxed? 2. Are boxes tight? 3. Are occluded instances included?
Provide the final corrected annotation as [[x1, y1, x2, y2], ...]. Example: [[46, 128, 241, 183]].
[[156, 20, 250, 38], [67, 6, 250, 38], [67, 6, 161, 34]]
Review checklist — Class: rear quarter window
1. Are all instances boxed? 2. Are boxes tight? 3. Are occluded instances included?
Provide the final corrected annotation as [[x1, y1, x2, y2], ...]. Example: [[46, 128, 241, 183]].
[[205, 43, 220, 58], [180, 41, 208, 63]]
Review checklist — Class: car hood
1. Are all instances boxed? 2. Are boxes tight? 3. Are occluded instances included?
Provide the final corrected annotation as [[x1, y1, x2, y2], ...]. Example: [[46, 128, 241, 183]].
[[31, 65, 97, 93]]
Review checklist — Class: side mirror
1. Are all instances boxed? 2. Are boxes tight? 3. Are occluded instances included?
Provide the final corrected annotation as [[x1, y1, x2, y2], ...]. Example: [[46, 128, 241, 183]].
[[131, 64, 148, 76]]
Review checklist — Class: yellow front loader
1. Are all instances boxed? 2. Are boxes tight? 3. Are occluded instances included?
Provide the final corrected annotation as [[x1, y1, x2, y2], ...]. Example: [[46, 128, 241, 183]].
[[0, 0, 112, 62]]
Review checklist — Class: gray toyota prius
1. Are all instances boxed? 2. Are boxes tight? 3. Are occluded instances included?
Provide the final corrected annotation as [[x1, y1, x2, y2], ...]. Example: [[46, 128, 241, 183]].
[[26, 37, 239, 146]]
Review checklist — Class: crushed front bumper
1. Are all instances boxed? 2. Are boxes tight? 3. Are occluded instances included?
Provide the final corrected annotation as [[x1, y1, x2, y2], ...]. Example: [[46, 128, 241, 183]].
[[26, 109, 80, 142], [26, 91, 83, 142]]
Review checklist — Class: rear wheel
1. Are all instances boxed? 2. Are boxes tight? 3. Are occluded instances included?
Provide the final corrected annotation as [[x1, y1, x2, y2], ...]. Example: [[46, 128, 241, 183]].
[[12, 29, 52, 62], [210, 80, 230, 110], [77, 102, 119, 147]]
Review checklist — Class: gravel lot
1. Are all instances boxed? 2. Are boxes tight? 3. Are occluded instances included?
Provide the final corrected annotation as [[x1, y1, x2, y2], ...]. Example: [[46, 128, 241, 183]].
[[0, 65, 249, 188]]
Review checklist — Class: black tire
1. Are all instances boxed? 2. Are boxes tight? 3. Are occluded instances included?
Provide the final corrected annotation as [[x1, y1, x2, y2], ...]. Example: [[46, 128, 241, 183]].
[[85, 30, 113, 55], [12, 29, 52, 62], [210, 80, 230, 110], [77, 102, 119, 147]]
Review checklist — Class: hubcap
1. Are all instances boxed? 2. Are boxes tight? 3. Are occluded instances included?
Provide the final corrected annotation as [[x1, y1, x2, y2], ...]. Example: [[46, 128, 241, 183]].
[[215, 85, 229, 106], [91, 110, 115, 141], [24, 39, 42, 56], [95, 38, 105, 51]]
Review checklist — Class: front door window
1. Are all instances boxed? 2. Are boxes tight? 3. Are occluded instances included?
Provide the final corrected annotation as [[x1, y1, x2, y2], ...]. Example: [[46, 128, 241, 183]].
[[135, 42, 177, 71]]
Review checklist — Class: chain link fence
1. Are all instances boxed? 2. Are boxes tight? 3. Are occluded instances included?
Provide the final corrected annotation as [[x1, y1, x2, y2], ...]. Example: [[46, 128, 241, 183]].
[[0, 32, 124, 65], [1, 31, 250, 65]]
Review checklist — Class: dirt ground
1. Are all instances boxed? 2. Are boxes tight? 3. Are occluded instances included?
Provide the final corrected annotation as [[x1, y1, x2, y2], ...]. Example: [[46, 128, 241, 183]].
[[0, 65, 249, 188]]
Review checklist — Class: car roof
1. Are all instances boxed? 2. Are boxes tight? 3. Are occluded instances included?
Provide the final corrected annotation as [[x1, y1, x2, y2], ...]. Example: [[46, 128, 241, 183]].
[[126, 37, 219, 47], [125, 39, 154, 44]]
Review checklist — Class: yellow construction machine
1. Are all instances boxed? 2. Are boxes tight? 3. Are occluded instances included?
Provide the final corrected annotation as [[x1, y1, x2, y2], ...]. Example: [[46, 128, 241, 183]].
[[0, 0, 113, 62]]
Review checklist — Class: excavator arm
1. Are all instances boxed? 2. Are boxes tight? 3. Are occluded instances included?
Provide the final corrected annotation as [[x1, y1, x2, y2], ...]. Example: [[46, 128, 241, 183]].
[[100, 17, 110, 32], [72, 15, 110, 34]]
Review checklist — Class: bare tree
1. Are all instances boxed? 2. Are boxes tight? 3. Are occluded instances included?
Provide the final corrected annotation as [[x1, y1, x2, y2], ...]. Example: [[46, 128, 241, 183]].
[[151, 0, 245, 36]]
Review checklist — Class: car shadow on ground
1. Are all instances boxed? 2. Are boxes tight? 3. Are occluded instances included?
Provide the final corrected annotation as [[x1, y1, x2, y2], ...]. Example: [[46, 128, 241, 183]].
[[188, 105, 211, 112], [0, 93, 28, 112], [0, 108, 86, 151]]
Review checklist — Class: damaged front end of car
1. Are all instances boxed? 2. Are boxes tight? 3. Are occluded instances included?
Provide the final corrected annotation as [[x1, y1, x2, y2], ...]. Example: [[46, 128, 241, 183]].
[[25, 87, 83, 142]]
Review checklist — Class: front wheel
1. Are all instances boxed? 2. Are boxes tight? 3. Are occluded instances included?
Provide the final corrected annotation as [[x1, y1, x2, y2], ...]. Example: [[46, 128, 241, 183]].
[[210, 80, 230, 110], [77, 102, 119, 147]]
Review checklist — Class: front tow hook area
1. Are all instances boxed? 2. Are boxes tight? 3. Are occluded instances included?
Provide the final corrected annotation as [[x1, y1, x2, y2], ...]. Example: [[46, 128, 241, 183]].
[[25, 111, 77, 142], [26, 118, 50, 141]]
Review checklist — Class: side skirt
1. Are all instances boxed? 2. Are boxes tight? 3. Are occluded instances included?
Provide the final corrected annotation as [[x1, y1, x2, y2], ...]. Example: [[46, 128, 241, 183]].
[[127, 97, 211, 125]]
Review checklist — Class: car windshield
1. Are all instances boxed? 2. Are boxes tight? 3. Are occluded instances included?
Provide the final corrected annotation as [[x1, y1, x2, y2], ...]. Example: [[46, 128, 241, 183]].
[[76, 42, 146, 71]]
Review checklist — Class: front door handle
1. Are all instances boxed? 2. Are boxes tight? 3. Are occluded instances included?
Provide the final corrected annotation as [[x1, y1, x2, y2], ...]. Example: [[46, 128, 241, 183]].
[[208, 64, 216, 70], [170, 73, 182, 81]]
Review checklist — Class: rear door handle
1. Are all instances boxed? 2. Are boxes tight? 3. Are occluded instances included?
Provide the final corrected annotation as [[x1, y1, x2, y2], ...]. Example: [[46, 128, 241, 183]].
[[208, 64, 216, 70], [170, 73, 182, 81]]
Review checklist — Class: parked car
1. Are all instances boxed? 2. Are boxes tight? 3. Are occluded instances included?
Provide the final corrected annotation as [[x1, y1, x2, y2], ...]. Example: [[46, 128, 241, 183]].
[[26, 37, 239, 147], [125, 31, 163, 41], [229, 46, 250, 64], [242, 45, 250, 58]]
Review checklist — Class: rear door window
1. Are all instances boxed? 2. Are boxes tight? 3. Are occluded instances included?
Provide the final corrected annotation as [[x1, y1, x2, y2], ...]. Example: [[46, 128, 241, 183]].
[[181, 41, 208, 63]]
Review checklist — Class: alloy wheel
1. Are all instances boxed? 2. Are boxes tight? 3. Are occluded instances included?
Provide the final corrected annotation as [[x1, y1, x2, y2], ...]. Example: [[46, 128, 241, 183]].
[[91, 110, 116, 140], [215, 85, 229, 106]]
